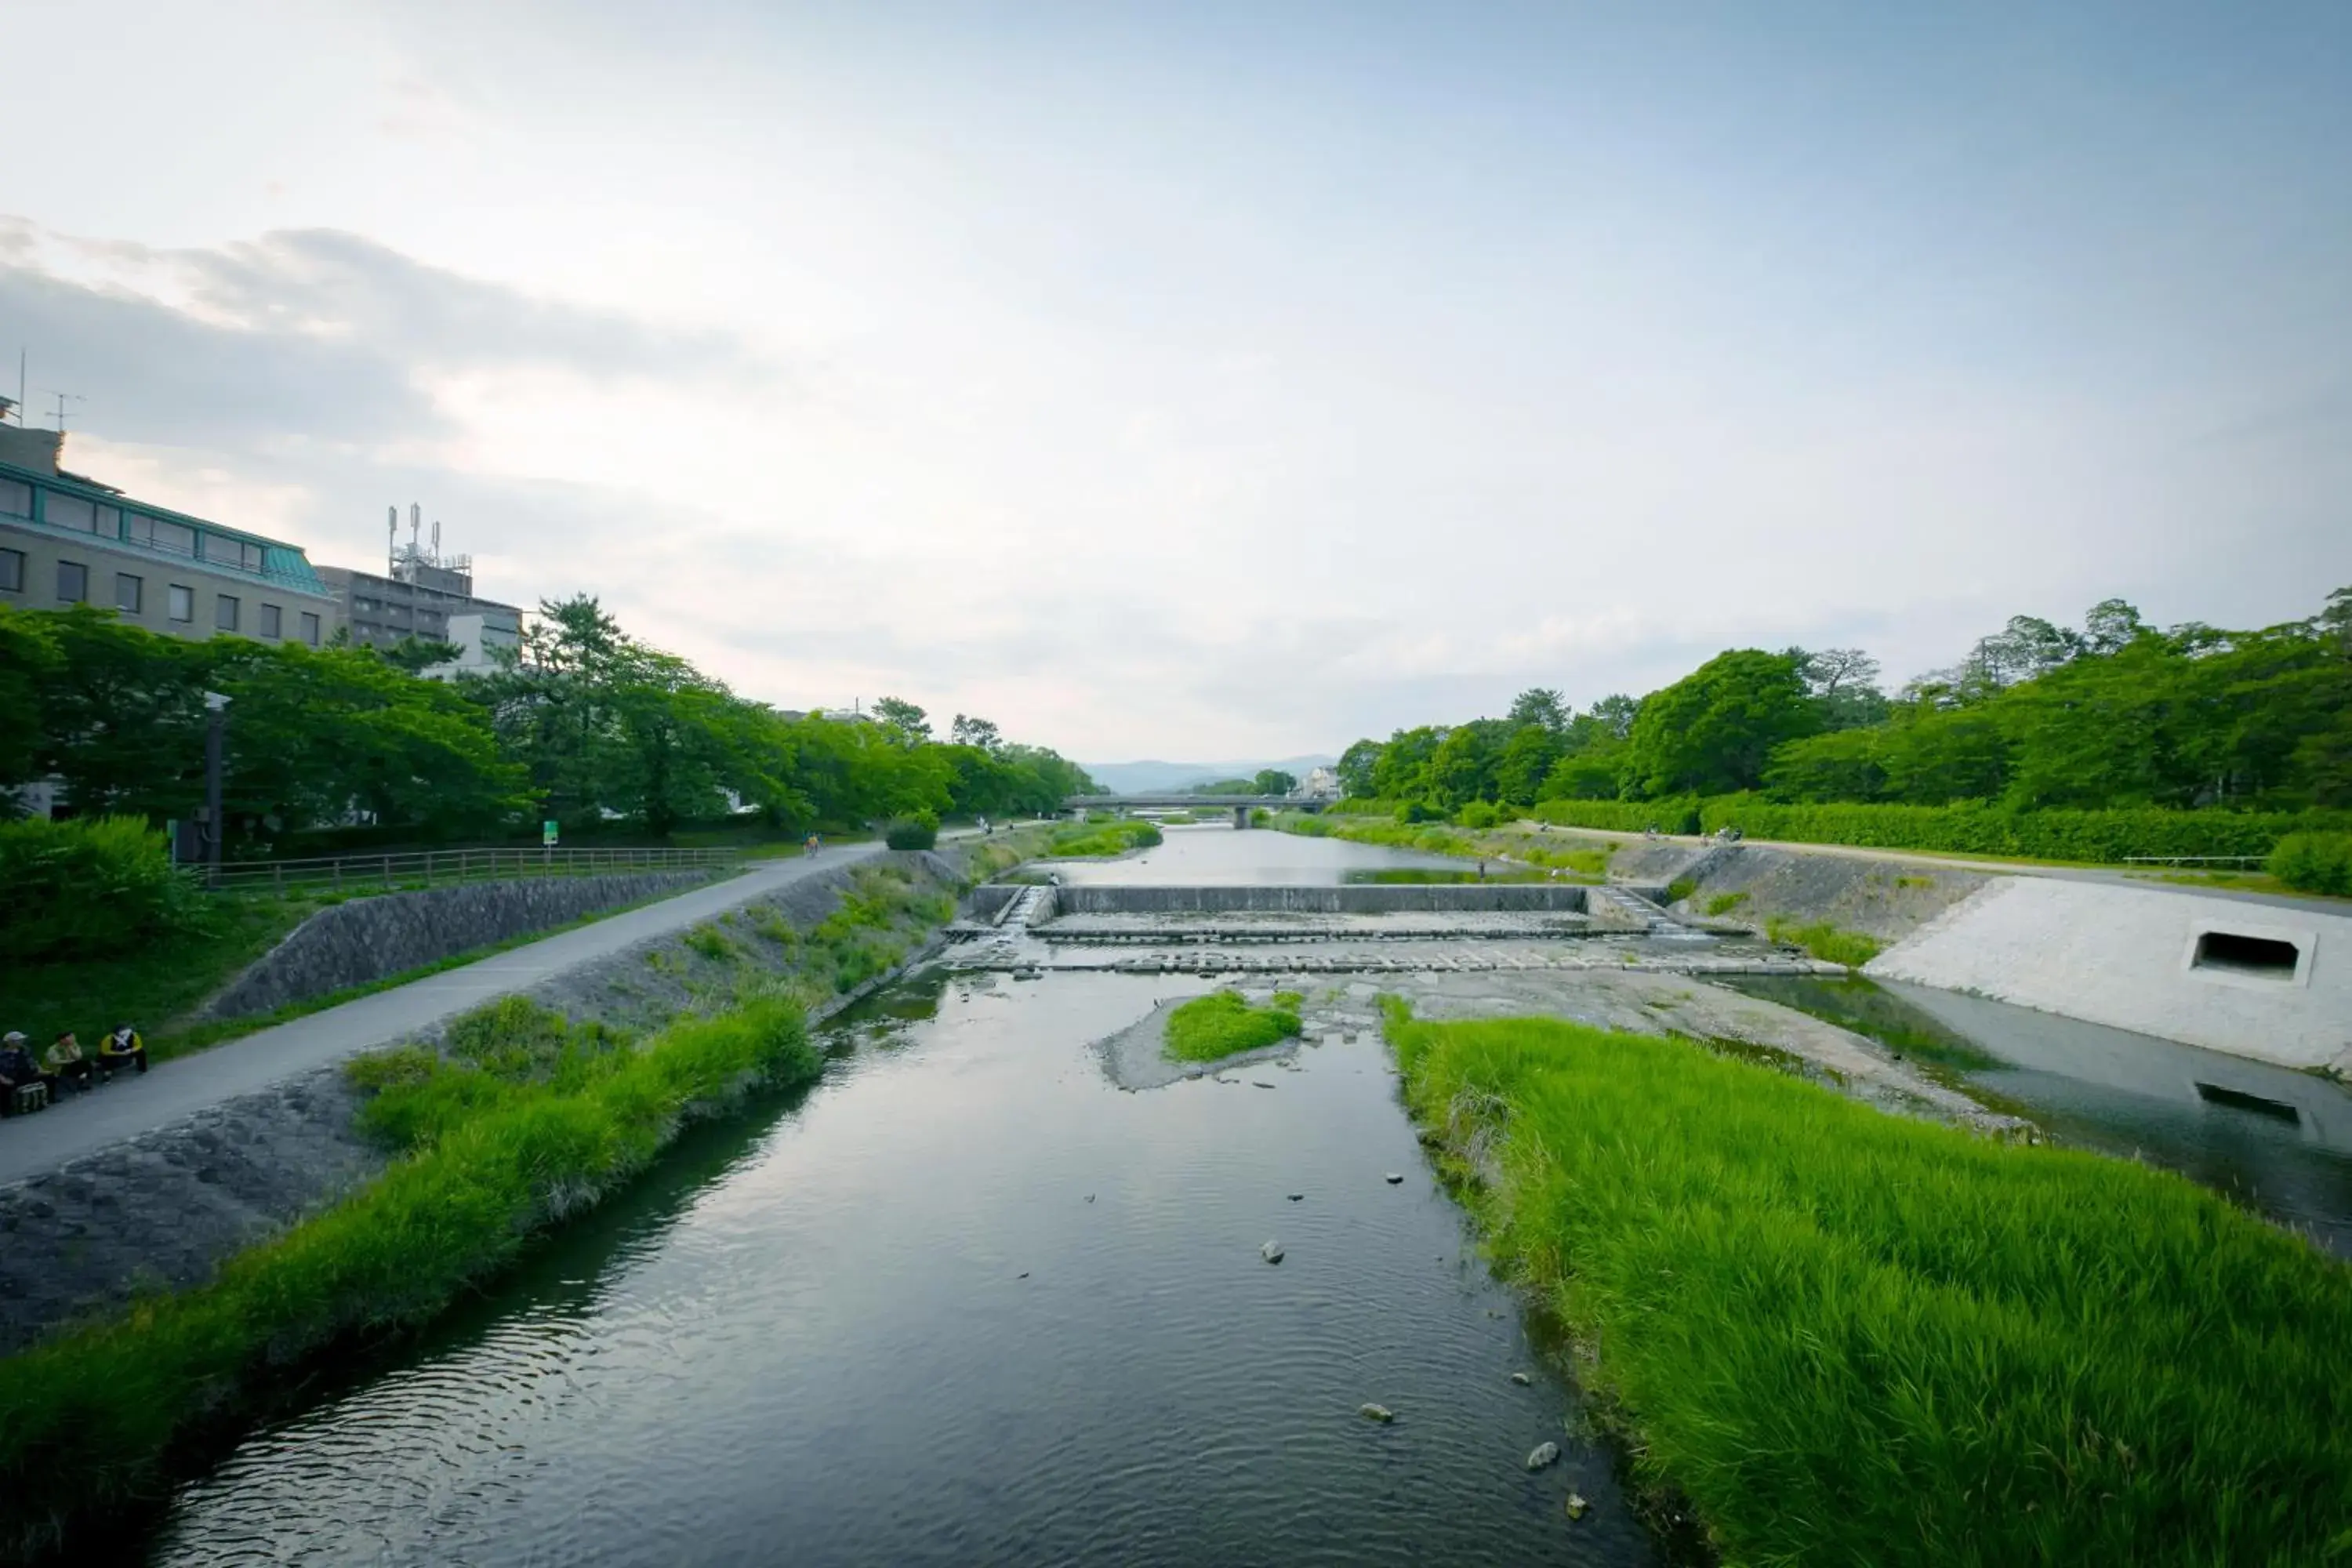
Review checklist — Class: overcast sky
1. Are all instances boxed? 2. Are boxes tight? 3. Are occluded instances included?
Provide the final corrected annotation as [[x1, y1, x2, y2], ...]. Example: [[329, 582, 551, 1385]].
[[4, 1, 2347, 760]]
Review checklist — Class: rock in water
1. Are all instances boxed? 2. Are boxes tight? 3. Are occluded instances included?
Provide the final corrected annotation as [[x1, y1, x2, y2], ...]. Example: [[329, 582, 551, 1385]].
[[1509, 1371, 1532, 1385], [1565, 1491, 1588, 1520], [1261, 1240, 1285, 1264], [1287, 1193, 1305, 1201], [1358, 1403, 1395, 1424], [1384, 1172, 1404, 1185], [1526, 1441, 1561, 1471]]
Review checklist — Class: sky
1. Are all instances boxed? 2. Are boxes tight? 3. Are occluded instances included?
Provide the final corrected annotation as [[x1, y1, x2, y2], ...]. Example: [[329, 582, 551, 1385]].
[[2, 1, 2347, 760]]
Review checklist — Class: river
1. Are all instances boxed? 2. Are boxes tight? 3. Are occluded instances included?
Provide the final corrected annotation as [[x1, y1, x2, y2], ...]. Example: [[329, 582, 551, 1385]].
[[121, 824, 2352, 1563]]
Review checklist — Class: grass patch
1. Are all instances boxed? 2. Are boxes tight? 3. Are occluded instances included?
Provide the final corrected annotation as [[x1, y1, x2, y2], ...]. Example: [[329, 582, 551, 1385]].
[[0, 993, 822, 1557], [1664, 876, 1698, 903], [1701, 890, 1750, 916], [0, 891, 327, 1064], [1764, 915, 1883, 967], [683, 923, 737, 963], [1381, 1004, 2352, 1565], [1163, 989, 1303, 1063], [1047, 820, 1163, 858]]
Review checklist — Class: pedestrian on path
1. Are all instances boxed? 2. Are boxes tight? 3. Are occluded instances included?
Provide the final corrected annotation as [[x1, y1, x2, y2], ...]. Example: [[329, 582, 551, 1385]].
[[0, 1033, 53, 1113]]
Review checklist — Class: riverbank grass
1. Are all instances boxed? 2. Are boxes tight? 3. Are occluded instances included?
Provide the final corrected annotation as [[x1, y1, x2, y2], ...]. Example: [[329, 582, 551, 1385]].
[[1164, 989, 1303, 1063], [1049, 819, 1163, 858], [1383, 1004, 2352, 1565], [0, 994, 822, 1556]]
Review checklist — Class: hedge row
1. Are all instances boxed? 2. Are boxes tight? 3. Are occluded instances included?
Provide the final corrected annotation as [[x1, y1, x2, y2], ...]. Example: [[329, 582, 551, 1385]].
[[1694, 797, 2352, 863], [1519, 794, 2352, 865]]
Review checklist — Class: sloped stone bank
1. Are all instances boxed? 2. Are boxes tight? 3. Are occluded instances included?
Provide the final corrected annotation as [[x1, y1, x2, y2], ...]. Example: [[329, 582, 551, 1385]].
[[0, 838, 1043, 1359], [203, 869, 721, 1020]]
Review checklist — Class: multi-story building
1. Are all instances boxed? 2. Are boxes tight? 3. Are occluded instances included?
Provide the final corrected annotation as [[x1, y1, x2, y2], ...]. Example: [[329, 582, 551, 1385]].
[[0, 426, 341, 646], [315, 511, 522, 662]]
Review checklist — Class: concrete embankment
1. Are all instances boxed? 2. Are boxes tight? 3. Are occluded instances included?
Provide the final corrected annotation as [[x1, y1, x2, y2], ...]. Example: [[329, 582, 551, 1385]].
[[1549, 829, 2352, 1073], [1868, 877, 2352, 1075], [203, 869, 722, 1019], [0, 842, 1027, 1356]]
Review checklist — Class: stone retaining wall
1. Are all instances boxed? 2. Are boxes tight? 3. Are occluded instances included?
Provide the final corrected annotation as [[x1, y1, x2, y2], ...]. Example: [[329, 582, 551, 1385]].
[[202, 869, 722, 1020]]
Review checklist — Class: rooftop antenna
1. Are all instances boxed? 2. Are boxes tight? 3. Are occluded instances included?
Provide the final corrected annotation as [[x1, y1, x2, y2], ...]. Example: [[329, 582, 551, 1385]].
[[408, 503, 421, 557], [48, 390, 84, 431], [387, 506, 398, 575], [14, 350, 23, 427], [432, 517, 441, 559]]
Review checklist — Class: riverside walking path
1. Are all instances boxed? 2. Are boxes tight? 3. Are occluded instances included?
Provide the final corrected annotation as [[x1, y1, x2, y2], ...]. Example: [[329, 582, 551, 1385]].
[[0, 837, 926, 1187]]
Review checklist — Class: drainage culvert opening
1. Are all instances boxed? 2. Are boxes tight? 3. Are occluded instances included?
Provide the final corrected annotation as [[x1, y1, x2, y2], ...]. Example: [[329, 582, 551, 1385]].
[[2191, 931, 2300, 979]]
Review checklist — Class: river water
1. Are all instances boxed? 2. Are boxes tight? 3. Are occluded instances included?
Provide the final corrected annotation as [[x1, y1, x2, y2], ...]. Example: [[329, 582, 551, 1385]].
[[125, 826, 2352, 1563]]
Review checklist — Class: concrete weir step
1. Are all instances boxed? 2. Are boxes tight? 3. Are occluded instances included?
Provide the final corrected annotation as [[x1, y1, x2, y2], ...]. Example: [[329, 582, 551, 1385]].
[[1052, 884, 1593, 915]]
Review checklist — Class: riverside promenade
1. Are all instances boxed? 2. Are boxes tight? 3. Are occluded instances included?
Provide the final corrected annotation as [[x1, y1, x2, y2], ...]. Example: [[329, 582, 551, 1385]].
[[0, 838, 909, 1187]]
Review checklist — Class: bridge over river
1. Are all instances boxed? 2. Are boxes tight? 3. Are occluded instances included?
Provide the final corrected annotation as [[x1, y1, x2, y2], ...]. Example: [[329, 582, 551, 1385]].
[[1061, 793, 1332, 826]]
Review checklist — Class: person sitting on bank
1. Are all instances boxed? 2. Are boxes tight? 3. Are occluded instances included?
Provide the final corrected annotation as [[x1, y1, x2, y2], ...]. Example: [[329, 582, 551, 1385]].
[[0, 1033, 55, 1112], [44, 1031, 94, 1093], [98, 1024, 148, 1079]]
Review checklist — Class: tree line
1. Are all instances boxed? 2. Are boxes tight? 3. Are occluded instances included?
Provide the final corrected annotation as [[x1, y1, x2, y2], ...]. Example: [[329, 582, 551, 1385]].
[[1334, 586, 2352, 815], [0, 594, 1095, 854]]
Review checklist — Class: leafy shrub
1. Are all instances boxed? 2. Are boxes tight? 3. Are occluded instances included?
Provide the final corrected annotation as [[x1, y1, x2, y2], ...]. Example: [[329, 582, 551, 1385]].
[[1393, 800, 1448, 825], [0, 815, 204, 962], [2269, 832, 2352, 897], [1048, 819, 1162, 857], [684, 924, 737, 963], [883, 811, 940, 851], [1456, 800, 1501, 829], [1664, 877, 1699, 904], [1704, 891, 1751, 916]]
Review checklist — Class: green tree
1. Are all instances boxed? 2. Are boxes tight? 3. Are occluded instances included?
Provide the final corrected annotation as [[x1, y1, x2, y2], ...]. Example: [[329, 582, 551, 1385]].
[[1506, 687, 1570, 735], [1252, 768, 1298, 796], [1335, 738, 1382, 798], [1494, 723, 1563, 806], [1623, 649, 1819, 797], [873, 697, 931, 747], [950, 713, 1001, 751]]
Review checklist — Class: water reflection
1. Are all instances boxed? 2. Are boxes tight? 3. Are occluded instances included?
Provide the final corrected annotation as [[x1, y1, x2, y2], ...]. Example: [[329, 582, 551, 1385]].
[[1051, 820, 1465, 886], [143, 971, 1655, 1567]]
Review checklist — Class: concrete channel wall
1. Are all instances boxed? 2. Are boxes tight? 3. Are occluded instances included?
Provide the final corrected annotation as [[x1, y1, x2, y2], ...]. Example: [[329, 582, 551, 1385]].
[[1868, 877, 2352, 1074], [1053, 884, 1592, 915]]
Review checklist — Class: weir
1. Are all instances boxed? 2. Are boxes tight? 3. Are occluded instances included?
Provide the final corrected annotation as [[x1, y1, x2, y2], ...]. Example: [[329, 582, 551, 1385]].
[[1053, 884, 1595, 915]]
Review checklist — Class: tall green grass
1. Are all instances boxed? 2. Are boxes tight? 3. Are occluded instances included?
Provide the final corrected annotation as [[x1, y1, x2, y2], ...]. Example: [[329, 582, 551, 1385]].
[[1383, 1006, 2352, 1565], [0, 996, 821, 1556], [1763, 914, 1885, 968], [1163, 989, 1302, 1062], [1047, 819, 1163, 858]]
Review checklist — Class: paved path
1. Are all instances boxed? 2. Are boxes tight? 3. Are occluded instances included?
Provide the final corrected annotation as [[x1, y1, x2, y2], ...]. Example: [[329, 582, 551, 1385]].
[[1542, 824, 2345, 915], [0, 840, 913, 1185]]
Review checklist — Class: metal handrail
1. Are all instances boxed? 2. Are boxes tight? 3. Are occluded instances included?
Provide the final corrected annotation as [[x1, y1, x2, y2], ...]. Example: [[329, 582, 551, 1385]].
[[191, 844, 747, 894]]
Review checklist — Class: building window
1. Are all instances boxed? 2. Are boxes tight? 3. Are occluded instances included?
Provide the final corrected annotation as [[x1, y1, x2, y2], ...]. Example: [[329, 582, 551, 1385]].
[[169, 584, 194, 622], [0, 548, 23, 591], [299, 611, 321, 646], [44, 492, 100, 534], [216, 594, 239, 631], [116, 574, 143, 613], [201, 533, 267, 572], [0, 479, 31, 518], [95, 504, 122, 538], [259, 603, 281, 639], [127, 514, 197, 555], [57, 560, 89, 603]]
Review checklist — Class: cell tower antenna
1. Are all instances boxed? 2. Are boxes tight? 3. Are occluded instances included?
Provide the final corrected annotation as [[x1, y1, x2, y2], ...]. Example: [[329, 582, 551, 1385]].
[[14, 350, 23, 427], [387, 506, 398, 575], [432, 518, 441, 557], [408, 503, 421, 554]]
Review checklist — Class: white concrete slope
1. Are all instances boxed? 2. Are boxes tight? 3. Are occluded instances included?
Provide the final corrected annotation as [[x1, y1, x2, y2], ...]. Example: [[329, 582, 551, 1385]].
[[1867, 877, 2352, 1073]]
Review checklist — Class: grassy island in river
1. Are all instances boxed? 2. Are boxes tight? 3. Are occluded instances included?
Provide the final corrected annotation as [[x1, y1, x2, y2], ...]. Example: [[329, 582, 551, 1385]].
[[1164, 989, 1304, 1063]]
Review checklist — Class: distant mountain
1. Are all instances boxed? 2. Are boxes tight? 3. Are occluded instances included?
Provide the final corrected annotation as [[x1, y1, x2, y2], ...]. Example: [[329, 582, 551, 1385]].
[[1081, 756, 1338, 793]]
